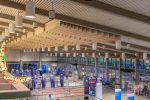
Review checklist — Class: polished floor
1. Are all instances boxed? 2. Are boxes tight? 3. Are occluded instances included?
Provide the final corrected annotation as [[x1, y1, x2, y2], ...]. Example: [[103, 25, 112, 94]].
[[31, 76, 149, 100]]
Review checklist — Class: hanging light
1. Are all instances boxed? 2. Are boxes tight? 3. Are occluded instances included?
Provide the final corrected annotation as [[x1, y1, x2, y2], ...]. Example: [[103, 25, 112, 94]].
[[105, 53, 109, 58], [85, 47, 87, 50], [64, 45, 68, 51], [15, 14, 23, 28], [54, 46, 58, 51], [37, 48, 40, 52], [82, 53, 85, 57], [33, 21, 38, 28], [33, 48, 35, 52], [49, 1, 55, 20], [102, 45, 105, 49], [49, 10, 55, 20], [76, 44, 80, 50], [48, 47, 51, 51], [143, 53, 147, 60], [2, 32, 5, 39], [60, 53, 63, 57], [92, 43, 97, 50], [73, 53, 76, 57], [23, 49, 26, 52], [50, 53, 53, 56], [9, 23, 15, 33], [127, 43, 131, 49], [25, 0, 36, 19], [0, 35, 2, 42], [5, 28, 10, 37], [114, 53, 117, 56], [55, 53, 57, 56], [116, 39, 121, 49], [121, 53, 125, 59], [92, 52, 95, 58], [66, 53, 70, 57], [98, 53, 101, 56], [135, 52, 138, 57], [42, 48, 45, 52]]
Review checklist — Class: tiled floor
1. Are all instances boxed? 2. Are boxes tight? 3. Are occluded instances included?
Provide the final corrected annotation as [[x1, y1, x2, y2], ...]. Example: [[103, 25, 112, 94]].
[[31, 76, 149, 100]]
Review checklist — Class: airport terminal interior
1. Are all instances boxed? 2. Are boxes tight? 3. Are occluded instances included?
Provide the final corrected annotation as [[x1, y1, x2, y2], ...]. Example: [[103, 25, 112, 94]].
[[1, 0, 150, 100]]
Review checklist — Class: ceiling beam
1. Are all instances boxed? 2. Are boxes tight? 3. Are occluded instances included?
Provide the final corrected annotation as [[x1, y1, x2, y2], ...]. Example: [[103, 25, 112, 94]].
[[72, 0, 150, 24], [0, 20, 33, 32], [1, 0, 150, 43], [0, 13, 44, 27]]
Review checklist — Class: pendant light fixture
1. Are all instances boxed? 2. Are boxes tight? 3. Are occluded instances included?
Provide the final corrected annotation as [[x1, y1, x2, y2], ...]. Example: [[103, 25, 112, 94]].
[[66, 53, 70, 57], [49, 1, 55, 20], [76, 44, 80, 50], [54, 46, 58, 51], [92, 43, 97, 50], [55, 53, 57, 56], [0, 35, 2, 42], [42, 48, 45, 52], [33, 48, 35, 52], [102, 45, 105, 49], [33, 21, 38, 28], [9, 23, 15, 33], [15, 12, 23, 28], [82, 53, 85, 57], [5, 28, 10, 37], [25, 0, 36, 19], [116, 38, 121, 49], [73, 53, 76, 57], [92, 52, 95, 58], [105, 53, 108, 58], [143, 52, 147, 60], [127, 44, 130, 49], [37, 48, 40, 52], [135, 52, 138, 57], [2, 32, 5, 39], [48, 47, 51, 51], [121, 53, 125, 59], [60, 53, 63, 57], [64, 45, 68, 51], [114, 53, 117, 56]]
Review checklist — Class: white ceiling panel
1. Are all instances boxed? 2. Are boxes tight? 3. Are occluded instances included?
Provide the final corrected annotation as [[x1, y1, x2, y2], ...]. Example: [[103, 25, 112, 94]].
[[7, 0, 150, 38], [98, 0, 150, 17]]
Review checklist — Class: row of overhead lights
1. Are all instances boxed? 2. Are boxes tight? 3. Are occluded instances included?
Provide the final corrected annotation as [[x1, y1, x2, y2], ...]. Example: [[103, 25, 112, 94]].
[[0, 0, 55, 42]]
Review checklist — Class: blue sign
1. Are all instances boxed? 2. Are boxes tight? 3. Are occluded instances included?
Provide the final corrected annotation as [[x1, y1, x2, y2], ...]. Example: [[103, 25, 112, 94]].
[[115, 89, 121, 100], [42, 64, 47, 73], [128, 96, 135, 100]]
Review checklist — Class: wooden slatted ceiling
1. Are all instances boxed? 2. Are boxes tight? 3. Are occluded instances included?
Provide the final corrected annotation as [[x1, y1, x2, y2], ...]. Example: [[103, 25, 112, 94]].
[[6, 20, 117, 50]]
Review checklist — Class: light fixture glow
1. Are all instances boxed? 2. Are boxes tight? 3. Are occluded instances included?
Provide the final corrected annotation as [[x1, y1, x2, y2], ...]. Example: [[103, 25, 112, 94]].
[[25, 0, 36, 19], [116, 39, 121, 49], [76, 44, 80, 50], [5, 29, 10, 37], [64, 45, 68, 51], [143, 53, 147, 60], [9, 23, 15, 33], [92, 43, 97, 50], [121, 53, 125, 59], [15, 14, 23, 28], [49, 10, 55, 20], [105, 53, 109, 58]]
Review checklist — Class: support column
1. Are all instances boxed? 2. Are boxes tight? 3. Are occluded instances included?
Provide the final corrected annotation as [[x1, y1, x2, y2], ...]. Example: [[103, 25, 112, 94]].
[[135, 58, 140, 85], [95, 57, 97, 76], [39, 52, 42, 70], [119, 58, 122, 89], [20, 50, 23, 70], [105, 58, 109, 81], [86, 57, 88, 76]]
